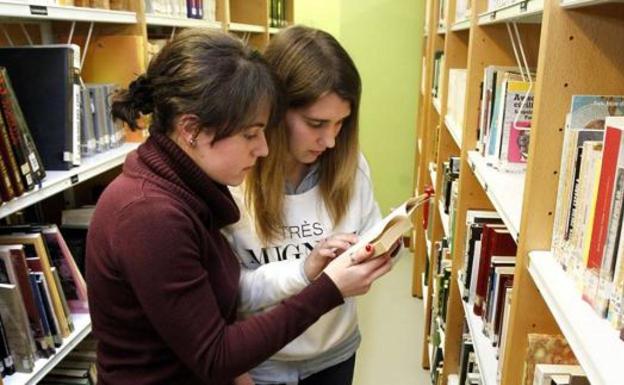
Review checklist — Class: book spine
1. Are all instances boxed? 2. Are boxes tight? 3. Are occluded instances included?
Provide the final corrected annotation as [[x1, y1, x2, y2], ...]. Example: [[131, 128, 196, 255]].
[[0, 114, 15, 201], [0, 71, 35, 191], [586, 126, 622, 305], [0, 68, 45, 183]]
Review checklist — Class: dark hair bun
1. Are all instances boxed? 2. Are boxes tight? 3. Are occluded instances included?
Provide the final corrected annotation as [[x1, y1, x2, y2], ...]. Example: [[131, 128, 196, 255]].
[[128, 75, 154, 114]]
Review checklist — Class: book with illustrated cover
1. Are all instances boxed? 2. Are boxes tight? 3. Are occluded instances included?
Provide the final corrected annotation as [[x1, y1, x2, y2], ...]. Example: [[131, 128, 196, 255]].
[[521, 334, 578, 385], [343, 194, 432, 262], [569, 95, 624, 130]]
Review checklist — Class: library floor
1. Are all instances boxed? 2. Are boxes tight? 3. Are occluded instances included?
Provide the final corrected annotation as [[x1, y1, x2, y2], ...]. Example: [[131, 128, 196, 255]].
[[353, 249, 430, 385]]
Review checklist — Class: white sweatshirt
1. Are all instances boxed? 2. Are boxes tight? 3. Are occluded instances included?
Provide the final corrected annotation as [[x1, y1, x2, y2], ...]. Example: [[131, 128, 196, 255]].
[[223, 154, 381, 366]]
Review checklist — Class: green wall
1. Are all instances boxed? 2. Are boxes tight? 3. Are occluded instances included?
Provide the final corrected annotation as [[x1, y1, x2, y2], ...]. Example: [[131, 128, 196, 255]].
[[295, 0, 424, 213]]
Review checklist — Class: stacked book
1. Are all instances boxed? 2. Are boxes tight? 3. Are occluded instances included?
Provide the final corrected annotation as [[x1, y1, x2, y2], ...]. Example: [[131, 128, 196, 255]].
[[551, 95, 624, 337], [39, 335, 98, 385], [269, 0, 288, 28], [458, 210, 517, 362], [0, 224, 87, 379]]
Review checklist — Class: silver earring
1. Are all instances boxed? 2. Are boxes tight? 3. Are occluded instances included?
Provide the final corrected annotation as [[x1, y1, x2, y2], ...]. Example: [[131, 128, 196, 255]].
[[189, 138, 197, 147]]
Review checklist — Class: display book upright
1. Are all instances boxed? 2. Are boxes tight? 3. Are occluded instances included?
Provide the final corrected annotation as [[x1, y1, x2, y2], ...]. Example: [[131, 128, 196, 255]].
[[412, 0, 624, 385]]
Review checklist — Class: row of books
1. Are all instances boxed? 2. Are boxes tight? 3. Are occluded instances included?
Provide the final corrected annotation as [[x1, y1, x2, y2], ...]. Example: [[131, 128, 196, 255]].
[[456, 210, 516, 384], [39, 335, 97, 385], [0, 224, 87, 379], [269, 0, 288, 28], [487, 0, 518, 11], [551, 95, 624, 333], [430, 238, 451, 385], [455, 0, 472, 22], [476, 66, 535, 173], [458, 332, 480, 385], [145, 0, 217, 21], [0, 45, 127, 205], [432, 51, 445, 101], [447, 69, 467, 136], [16, 0, 131, 10]]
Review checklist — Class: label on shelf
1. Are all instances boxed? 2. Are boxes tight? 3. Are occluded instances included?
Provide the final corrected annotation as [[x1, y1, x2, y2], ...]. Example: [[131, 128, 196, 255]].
[[30, 5, 48, 16]]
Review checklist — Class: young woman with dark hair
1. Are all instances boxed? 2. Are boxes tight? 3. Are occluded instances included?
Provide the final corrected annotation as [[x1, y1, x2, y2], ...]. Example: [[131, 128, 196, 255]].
[[86, 29, 392, 385], [225, 26, 398, 385]]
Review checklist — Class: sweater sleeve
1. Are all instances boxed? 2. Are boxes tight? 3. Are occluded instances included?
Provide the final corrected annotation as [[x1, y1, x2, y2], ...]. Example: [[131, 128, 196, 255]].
[[238, 259, 310, 313], [114, 200, 343, 384]]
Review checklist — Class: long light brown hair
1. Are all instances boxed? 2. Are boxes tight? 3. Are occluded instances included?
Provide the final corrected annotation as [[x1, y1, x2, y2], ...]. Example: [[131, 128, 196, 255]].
[[246, 25, 361, 243]]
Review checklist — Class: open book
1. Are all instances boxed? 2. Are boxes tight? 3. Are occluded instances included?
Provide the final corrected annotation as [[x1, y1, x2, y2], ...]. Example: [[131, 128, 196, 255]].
[[344, 193, 433, 262]]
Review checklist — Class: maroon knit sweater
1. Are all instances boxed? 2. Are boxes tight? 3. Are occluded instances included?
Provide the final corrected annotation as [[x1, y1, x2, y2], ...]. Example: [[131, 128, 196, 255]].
[[85, 133, 343, 385]]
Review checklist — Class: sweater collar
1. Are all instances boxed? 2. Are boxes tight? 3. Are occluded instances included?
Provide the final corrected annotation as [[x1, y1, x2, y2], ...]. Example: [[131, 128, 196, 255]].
[[128, 132, 240, 228]]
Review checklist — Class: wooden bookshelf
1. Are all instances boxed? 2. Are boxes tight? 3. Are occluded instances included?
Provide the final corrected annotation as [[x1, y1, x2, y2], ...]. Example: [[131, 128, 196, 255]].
[[413, 0, 624, 384]]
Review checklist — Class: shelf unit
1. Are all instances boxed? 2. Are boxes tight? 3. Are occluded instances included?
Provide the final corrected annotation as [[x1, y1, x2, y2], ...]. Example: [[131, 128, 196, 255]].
[[0, 1, 136, 23], [4, 314, 91, 385], [0, 1, 292, 384], [0, 143, 139, 219], [413, 0, 624, 384], [528, 251, 624, 385]]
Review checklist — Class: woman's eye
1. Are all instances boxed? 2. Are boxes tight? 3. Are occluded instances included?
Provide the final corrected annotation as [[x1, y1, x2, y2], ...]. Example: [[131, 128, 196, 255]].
[[243, 133, 258, 140], [308, 121, 324, 128]]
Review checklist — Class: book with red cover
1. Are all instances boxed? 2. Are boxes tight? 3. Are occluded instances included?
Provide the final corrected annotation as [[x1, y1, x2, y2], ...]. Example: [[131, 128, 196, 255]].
[[473, 225, 516, 316], [585, 124, 624, 306]]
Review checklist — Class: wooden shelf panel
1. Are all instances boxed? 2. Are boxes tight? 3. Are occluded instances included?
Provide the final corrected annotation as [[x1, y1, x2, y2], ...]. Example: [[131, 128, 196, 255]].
[[0, 143, 139, 220], [560, 0, 624, 7], [451, 18, 471, 31], [458, 278, 498, 385], [438, 202, 450, 237], [478, 0, 544, 25], [0, 1, 136, 23], [146, 14, 221, 28], [229, 22, 266, 33], [528, 251, 624, 385], [466, 151, 523, 242], [4, 314, 91, 385], [444, 114, 463, 148], [422, 272, 429, 315]]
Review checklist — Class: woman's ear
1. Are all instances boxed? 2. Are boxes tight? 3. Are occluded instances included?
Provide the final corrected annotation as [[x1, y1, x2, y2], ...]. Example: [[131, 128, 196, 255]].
[[174, 114, 202, 147]]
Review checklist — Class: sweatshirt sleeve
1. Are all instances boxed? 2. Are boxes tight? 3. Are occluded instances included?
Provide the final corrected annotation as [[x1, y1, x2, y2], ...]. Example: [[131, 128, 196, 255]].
[[114, 200, 343, 384], [238, 259, 310, 313]]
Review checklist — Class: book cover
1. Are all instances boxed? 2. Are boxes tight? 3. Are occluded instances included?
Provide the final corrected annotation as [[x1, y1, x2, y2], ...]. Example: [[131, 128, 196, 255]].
[[521, 334, 578, 385], [0, 284, 36, 372], [585, 124, 624, 307], [0, 234, 71, 338], [473, 225, 516, 316], [569, 95, 624, 130]]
